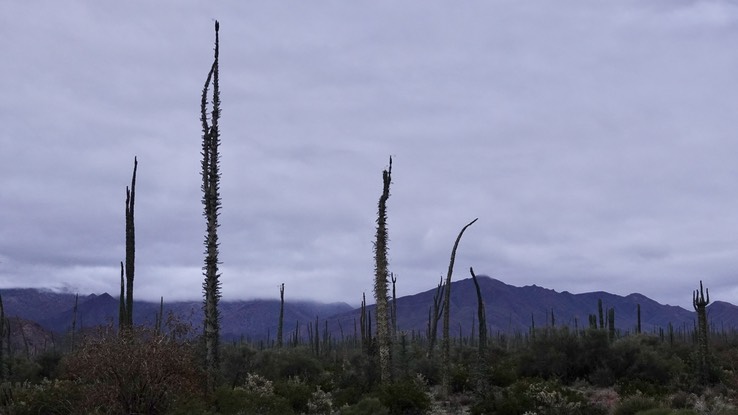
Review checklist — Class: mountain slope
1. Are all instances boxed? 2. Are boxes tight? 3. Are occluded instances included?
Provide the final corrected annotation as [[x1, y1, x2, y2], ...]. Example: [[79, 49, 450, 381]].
[[1, 277, 731, 341]]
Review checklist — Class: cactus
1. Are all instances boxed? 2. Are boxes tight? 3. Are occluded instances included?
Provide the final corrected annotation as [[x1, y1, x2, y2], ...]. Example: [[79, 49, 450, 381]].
[[124, 157, 137, 328], [360, 293, 370, 353], [118, 262, 126, 329], [636, 303, 641, 334], [71, 293, 79, 351], [155, 296, 164, 335], [277, 283, 285, 348], [693, 280, 711, 382]]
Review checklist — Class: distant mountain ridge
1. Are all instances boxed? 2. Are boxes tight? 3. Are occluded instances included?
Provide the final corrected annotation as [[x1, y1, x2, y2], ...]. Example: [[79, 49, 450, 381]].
[[1, 276, 734, 342]]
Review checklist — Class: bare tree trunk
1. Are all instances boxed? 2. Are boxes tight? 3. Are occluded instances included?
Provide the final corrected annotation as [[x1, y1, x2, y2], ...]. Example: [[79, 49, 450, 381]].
[[470, 267, 487, 357], [441, 218, 477, 398], [427, 276, 445, 357]]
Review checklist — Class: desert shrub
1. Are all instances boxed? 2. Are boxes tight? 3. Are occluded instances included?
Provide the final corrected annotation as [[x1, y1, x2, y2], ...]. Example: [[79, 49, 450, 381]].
[[0, 379, 81, 415], [255, 348, 324, 384], [691, 391, 738, 415], [334, 352, 379, 395], [36, 351, 63, 380], [333, 385, 365, 408], [379, 376, 430, 415], [60, 325, 202, 414], [339, 397, 389, 415], [472, 378, 535, 414], [4, 357, 43, 383], [484, 352, 518, 387], [614, 395, 660, 415], [636, 410, 692, 415], [213, 385, 293, 415], [670, 391, 694, 409], [608, 336, 683, 394], [518, 328, 609, 383], [471, 379, 607, 415], [450, 363, 473, 393], [306, 386, 333, 414], [274, 376, 314, 414], [409, 355, 441, 386], [220, 343, 257, 388]]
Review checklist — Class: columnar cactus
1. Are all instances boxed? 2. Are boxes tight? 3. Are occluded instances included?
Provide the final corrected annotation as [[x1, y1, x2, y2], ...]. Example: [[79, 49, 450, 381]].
[[693, 280, 710, 382], [277, 283, 285, 348]]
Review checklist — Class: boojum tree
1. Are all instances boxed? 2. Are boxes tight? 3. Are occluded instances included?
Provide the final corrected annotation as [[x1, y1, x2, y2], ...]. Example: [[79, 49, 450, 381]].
[[201, 20, 222, 391], [373, 157, 393, 384]]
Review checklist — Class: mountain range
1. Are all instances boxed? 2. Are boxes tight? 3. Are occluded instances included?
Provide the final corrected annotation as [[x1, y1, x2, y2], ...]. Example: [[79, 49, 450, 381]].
[[2, 276, 736, 353]]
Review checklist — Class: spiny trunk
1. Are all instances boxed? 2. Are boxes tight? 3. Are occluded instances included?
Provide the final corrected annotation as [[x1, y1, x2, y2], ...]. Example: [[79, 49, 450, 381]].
[[373, 157, 393, 383], [201, 20, 222, 391]]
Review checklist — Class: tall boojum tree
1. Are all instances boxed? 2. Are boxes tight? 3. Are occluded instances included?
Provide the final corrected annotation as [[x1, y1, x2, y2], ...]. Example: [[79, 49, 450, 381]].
[[201, 20, 223, 391], [373, 157, 393, 384]]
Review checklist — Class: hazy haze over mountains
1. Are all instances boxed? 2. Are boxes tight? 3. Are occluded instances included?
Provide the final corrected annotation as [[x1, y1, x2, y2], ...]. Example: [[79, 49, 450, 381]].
[[2, 276, 735, 342]]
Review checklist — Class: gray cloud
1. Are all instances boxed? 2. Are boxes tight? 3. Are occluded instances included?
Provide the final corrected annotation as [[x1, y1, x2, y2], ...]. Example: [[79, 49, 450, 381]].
[[2, 1, 738, 309]]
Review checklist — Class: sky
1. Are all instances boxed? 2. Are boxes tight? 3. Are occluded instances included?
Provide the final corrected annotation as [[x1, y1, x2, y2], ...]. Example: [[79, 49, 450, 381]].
[[2, 1, 738, 310]]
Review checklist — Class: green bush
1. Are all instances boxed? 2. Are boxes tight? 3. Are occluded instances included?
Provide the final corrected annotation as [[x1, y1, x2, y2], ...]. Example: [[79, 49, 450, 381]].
[[450, 364, 473, 393], [471, 379, 608, 415], [0, 379, 80, 415], [409, 356, 441, 386], [274, 376, 314, 414], [380, 377, 430, 415], [214, 386, 293, 415], [339, 397, 389, 415], [614, 395, 660, 415]]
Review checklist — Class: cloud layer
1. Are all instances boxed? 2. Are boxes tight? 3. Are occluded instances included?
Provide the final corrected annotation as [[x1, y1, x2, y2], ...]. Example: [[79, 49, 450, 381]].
[[2, 1, 738, 309]]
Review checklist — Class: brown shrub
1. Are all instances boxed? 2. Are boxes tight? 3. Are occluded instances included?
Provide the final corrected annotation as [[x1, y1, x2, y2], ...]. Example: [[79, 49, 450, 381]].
[[61, 324, 202, 414]]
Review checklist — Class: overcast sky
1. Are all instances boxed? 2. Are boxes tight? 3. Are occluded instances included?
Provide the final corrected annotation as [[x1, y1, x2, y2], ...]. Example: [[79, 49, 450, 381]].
[[2, 1, 738, 310]]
